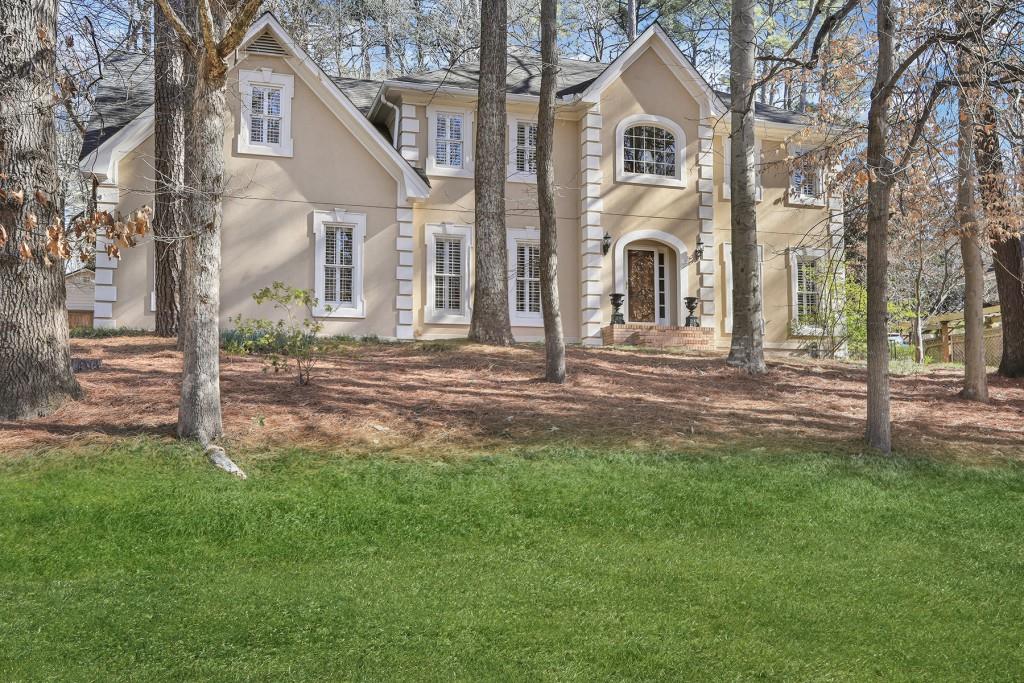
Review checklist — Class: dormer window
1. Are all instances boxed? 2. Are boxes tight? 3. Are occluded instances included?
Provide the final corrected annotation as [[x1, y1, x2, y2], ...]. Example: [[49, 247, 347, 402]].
[[238, 69, 294, 157], [615, 114, 686, 187]]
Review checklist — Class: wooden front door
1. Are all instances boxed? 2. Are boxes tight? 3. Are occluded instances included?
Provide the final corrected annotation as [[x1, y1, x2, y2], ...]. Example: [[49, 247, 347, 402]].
[[627, 249, 656, 323]]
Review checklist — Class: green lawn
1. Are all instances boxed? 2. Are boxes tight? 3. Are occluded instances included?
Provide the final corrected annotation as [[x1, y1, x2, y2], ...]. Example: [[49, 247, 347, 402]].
[[2, 443, 1023, 681]]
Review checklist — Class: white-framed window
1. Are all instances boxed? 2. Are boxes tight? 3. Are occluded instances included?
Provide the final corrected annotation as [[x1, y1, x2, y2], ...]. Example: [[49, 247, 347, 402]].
[[506, 227, 542, 326], [313, 208, 366, 317], [508, 119, 538, 182], [721, 137, 763, 202], [722, 242, 765, 334], [425, 223, 473, 323], [427, 106, 473, 177], [788, 246, 827, 334], [238, 68, 294, 157], [615, 114, 686, 188], [788, 145, 826, 206]]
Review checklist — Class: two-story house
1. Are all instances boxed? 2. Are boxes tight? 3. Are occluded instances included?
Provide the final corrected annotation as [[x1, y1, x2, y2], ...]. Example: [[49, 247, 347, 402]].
[[79, 13, 843, 351]]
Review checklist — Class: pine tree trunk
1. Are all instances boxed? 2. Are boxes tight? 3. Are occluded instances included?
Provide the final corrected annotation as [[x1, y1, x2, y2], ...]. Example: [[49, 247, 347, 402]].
[[726, 0, 766, 374], [538, 0, 565, 382], [625, 0, 638, 41], [956, 50, 988, 402], [176, 60, 226, 444], [152, 0, 189, 337], [864, 0, 895, 453], [974, 102, 1024, 378], [0, 0, 83, 420], [468, 0, 514, 346]]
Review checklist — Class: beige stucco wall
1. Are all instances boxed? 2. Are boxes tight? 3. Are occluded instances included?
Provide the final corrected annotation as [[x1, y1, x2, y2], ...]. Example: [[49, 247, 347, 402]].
[[112, 55, 401, 336], [712, 135, 833, 349]]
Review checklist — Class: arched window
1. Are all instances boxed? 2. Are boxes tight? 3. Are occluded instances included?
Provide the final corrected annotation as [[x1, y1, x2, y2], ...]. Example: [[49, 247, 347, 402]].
[[623, 125, 676, 176], [615, 115, 686, 187]]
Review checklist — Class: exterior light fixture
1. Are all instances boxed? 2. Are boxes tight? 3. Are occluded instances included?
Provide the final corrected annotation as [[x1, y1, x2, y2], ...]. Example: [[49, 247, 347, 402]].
[[602, 232, 612, 255], [694, 236, 705, 262]]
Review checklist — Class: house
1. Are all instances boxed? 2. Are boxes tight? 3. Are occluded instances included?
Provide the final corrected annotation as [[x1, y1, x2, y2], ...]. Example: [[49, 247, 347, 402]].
[[78, 14, 843, 351], [65, 268, 95, 328]]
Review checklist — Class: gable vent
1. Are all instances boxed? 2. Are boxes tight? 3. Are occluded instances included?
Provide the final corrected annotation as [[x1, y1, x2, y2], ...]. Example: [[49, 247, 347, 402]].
[[247, 32, 287, 56]]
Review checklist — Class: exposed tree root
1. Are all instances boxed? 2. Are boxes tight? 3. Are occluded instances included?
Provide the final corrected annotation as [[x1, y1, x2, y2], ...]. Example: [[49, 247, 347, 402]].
[[205, 445, 246, 479]]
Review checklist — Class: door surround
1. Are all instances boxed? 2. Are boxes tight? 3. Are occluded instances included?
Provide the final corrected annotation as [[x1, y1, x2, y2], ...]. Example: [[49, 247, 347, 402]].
[[613, 229, 689, 326]]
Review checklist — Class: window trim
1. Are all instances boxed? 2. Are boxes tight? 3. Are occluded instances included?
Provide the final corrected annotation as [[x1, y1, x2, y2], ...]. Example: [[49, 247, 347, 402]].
[[426, 106, 474, 178], [787, 144, 826, 207], [238, 68, 294, 157], [615, 114, 686, 188], [721, 137, 763, 202], [788, 246, 827, 335], [507, 118, 538, 183], [425, 222, 473, 324], [506, 227, 543, 327], [313, 208, 366, 318], [721, 242, 765, 335]]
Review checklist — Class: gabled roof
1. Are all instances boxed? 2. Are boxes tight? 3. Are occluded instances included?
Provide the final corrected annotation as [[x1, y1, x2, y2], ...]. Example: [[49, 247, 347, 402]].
[[80, 13, 430, 201]]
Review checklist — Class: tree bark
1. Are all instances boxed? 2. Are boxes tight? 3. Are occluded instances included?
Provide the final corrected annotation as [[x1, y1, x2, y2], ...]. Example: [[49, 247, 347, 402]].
[[974, 101, 1024, 378], [0, 0, 83, 420], [538, 0, 565, 382], [152, 0, 190, 337], [625, 0, 638, 42], [468, 0, 514, 345], [176, 56, 227, 444], [726, 0, 766, 374], [956, 40, 988, 402], [864, 0, 895, 452]]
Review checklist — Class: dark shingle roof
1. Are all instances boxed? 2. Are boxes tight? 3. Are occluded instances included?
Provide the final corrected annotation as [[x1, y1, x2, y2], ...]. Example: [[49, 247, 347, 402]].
[[80, 48, 808, 159], [80, 52, 153, 159], [389, 52, 606, 98]]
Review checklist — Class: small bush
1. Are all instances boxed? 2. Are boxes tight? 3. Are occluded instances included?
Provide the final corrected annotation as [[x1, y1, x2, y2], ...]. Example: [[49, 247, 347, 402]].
[[223, 282, 327, 386]]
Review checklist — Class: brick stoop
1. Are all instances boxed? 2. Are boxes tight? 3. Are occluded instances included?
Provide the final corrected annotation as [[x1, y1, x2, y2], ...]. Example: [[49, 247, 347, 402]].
[[601, 324, 714, 350]]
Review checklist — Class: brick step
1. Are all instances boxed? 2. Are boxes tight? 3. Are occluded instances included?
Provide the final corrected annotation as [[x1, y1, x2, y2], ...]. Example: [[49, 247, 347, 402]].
[[601, 324, 713, 350]]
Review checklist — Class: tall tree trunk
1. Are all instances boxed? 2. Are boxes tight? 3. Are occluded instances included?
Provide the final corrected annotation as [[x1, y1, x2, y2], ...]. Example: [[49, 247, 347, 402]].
[[538, 0, 565, 382], [152, 0, 189, 337], [468, 0, 514, 345], [176, 53, 228, 444], [625, 0, 638, 41], [0, 0, 83, 419], [726, 0, 766, 374], [864, 0, 895, 452], [957, 86, 988, 401], [974, 101, 1024, 377]]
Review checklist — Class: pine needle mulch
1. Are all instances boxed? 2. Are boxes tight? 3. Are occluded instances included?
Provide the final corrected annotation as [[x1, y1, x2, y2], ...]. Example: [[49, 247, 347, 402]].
[[2, 336, 1022, 460]]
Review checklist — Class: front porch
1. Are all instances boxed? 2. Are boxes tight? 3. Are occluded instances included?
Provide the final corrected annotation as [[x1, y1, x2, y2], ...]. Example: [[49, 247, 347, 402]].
[[601, 323, 714, 350]]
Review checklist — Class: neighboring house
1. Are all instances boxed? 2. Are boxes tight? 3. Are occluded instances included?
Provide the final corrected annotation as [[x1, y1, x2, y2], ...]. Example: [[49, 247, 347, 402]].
[[65, 268, 95, 328], [78, 13, 843, 351]]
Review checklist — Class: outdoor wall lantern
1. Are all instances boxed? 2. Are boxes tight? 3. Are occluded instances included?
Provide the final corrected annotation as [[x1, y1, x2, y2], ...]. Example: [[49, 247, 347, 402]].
[[694, 236, 705, 262], [601, 232, 612, 255]]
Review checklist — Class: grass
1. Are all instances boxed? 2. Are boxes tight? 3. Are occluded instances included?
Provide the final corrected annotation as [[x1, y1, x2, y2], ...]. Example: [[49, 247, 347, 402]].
[[2, 442, 1024, 681]]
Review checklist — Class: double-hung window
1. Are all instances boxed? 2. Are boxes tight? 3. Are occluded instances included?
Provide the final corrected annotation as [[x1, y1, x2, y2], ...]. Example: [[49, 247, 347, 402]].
[[428, 108, 472, 176], [795, 257, 820, 322], [788, 145, 825, 205], [509, 119, 538, 180], [434, 237, 463, 313], [788, 247, 827, 333], [507, 228, 543, 326], [238, 69, 294, 156], [426, 223, 472, 323], [313, 209, 366, 317], [515, 242, 541, 315]]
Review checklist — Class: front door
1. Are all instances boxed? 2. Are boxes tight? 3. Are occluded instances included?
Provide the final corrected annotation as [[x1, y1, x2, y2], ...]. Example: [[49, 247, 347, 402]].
[[627, 249, 656, 323]]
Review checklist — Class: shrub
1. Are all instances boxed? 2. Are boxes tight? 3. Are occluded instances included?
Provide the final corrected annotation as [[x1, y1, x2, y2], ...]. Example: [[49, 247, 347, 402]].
[[223, 282, 327, 386], [70, 326, 151, 338]]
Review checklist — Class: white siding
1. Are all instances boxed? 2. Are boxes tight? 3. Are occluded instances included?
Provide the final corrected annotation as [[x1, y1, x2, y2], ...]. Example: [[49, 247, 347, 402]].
[[65, 271, 95, 311]]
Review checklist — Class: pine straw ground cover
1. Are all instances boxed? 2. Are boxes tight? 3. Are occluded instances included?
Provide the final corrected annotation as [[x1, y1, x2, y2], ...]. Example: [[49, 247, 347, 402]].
[[1, 336, 1021, 460]]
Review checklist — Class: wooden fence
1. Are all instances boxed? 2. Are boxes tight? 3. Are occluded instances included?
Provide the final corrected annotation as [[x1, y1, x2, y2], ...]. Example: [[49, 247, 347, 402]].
[[914, 305, 1003, 366]]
